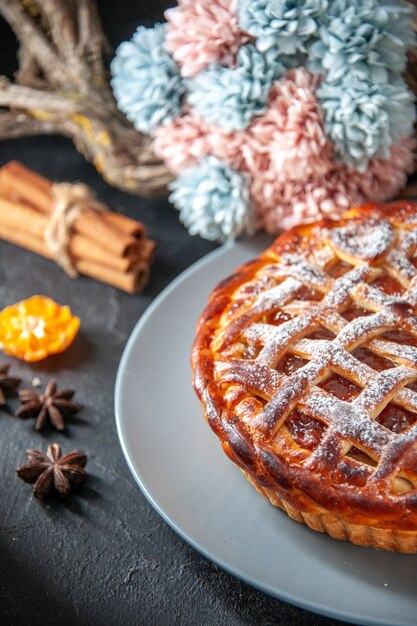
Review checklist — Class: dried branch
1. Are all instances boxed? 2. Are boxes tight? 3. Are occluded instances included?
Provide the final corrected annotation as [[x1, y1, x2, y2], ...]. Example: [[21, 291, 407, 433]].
[[76, 0, 111, 88], [38, 0, 77, 55], [0, 0, 171, 196], [16, 42, 46, 88], [0, 110, 61, 139], [0, 0, 67, 86], [0, 79, 81, 113]]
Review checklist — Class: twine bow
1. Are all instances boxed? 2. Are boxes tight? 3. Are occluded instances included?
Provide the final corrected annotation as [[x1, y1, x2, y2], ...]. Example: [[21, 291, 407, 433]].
[[44, 183, 107, 278]]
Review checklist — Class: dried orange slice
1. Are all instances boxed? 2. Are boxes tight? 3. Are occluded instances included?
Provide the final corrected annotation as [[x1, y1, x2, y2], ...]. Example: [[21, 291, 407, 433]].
[[0, 295, 80, 362]]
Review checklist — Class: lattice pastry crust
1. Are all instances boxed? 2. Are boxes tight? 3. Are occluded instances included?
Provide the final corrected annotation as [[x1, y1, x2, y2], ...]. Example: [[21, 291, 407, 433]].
[[192, 202, 417, 553]]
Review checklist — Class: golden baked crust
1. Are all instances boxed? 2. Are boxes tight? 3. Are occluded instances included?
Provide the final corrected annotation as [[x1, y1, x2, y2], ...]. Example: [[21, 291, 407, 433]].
[[192, 202, 417, 553]]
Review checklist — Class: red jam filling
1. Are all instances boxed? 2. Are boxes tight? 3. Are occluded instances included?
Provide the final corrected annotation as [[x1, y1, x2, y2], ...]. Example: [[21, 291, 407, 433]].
[[278, 354, 308, 375], [371, 275, 403, 296], [286, 410, 326, 450], [320, 374, 361, 401], [377, 404, 417, 433]]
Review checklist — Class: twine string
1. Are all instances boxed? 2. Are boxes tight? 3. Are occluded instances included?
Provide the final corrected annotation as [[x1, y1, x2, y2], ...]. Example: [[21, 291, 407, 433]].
[[44, 182, 107, 278]]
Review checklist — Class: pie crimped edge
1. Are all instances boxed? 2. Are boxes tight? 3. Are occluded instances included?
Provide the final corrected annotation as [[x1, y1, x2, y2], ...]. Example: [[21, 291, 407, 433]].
[[192, 202, 417, 553]]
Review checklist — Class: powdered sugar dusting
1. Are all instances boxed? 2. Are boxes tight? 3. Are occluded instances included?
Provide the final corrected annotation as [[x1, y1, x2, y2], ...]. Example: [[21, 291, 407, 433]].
[[400, 229, 417, 256], [336, 312, 388, 348], [257, 359, 327, 432], [353, 283, 399, 309], [211, 210, 417, 486], [387, 249, 417, 283], [312, 244, 335, 270], [303, 391, 393, 456], [370, 340, 417, 367], [406, 276, 417, 306], [214, 359, 282, 398], [324, 265, 370, 307], [328, 218, 394, 261], [279, 255, 331, 291], [254, 277, 301, 310], [356, 367, 417, 415], [245, 315, 315, 366]]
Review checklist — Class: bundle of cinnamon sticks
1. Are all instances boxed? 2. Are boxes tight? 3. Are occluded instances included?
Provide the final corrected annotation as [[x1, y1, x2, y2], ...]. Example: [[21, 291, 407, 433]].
[[0, 162, 155, 293]]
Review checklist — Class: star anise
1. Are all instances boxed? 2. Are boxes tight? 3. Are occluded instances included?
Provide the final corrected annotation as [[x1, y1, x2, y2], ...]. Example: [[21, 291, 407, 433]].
[[16, 443, 88, 498], [0, 363, 21, 405], [15, 378, 81, 430]]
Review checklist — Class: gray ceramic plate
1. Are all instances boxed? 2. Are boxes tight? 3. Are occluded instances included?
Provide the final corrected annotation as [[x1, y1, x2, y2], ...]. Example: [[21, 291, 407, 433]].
[[115, 237, 417, 626]]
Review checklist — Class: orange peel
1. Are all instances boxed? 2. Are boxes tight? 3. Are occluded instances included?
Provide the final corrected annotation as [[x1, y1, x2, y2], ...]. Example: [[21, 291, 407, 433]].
[[0, 295, 80, 362]]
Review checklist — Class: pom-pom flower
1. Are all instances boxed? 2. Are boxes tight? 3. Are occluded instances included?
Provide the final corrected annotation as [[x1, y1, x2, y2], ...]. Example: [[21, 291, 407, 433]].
[[317, 76, 416, 169], [110, 24, 184, 134], [153, 112, 250, 174], [165, 0, 249, 77], [251, 169, 357, 233], [308, 0, 416, 83], [112, 0, 416, 241], [152, 112, 212, 174], [345, 136, 416, 203], [247, 68, 333, 181], [169, 157, 255, 241], [238, 0, 328, 54], [187, 44, 282, 132], [252, 136, 416, 233]]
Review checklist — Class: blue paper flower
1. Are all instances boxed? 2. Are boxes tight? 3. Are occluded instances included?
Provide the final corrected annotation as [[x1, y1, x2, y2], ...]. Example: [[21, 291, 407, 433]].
[[110, 24, 184, 134], [317, 76, 416, 170], [308, 0, 416, 83], [169, 157, 255, 241], [238, 0, 328, 55], [187, 44, 282, 132]]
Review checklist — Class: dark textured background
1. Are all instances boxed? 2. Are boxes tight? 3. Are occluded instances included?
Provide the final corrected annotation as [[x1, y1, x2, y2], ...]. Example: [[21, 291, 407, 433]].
[[0, 3, 351, 625]]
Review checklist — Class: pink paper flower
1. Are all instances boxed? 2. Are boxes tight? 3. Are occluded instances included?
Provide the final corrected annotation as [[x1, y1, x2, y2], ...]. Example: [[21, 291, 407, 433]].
[[152, 113, 211, 174], [251, 170, 359, 233], [165, 0, 249, 77], [252, 137, 415, 234], [344, 136, 416, 204], [208, 126, 249, 172], [247, 68, 333, 181], [153, 110, 249, 174]]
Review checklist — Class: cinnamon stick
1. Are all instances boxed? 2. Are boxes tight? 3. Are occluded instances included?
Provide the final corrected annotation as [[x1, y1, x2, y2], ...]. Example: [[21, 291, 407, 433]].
[[0, 160, 51, 212], [1, 161, 146, 239], [0, 195, 48, 238], [0, 161, 155, 293], [0, 196, 146, 273], [0, 219, 148, 294], [102, 212, 145, 238], [0, 161, 143, 256], [76, 259, 150, 294]]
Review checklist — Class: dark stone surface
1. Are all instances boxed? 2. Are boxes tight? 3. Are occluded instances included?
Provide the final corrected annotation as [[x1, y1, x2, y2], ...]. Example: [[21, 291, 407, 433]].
[[0, 3, 350, 625]]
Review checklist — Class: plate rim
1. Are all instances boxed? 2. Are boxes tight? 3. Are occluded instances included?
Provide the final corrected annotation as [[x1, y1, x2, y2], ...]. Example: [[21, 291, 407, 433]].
[[114, 241, 414, 626]]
